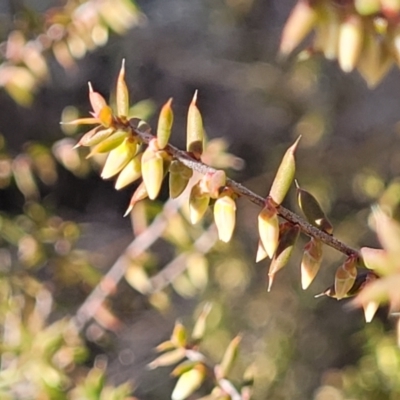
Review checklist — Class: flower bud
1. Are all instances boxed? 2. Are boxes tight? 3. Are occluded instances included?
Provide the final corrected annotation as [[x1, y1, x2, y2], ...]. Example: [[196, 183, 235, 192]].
[[189, 182, 210, 224], [214, 193, 236, 243], [301, 238, 323, 290], [258, 201, 279, 259], [141, 145, 164, 200]]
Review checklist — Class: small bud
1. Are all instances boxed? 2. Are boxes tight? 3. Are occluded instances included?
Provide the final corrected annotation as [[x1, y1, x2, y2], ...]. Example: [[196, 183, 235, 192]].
[[101, 137, 138, 179], [279, 0, 318, 55], [269, 137, 301, 205], [296, 182, 333, 233], [124, 182, 148, 216], [157, 98, 174, 149], [169, 160, 193, 199], [171, 364, 206, 400], [187, 91, 204, 158], [189, 182, 210, 224], [116, 59, 129, 117], [334, 255, 358, 300], [141, 145, 164, 200], [301, 238, 323, 290], [214, 193, 236, 243], [338, 15, 364, 73], [268, 223, 300, 291], [258, 200, 280, 258], [115, 153, 142, 190]]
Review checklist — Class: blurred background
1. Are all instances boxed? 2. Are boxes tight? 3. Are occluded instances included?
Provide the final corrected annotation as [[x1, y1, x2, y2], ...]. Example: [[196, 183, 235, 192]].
[[1, 0, 400, 399]]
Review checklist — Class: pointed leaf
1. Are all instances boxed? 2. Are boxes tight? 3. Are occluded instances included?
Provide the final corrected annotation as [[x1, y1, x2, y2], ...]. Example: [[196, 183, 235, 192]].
[[88, 82, 107, 116], [296, 182, 333, 233], [147, 348, 186, 370], [115, 153, 142, 190], [141, 146, 164, 200], [157, 98, 174, 149], [256, 240, 268, 263], [78, 126, 114, 147], [301, 238, 323, 290], [192, 303, 212, 341], [268, 223, 300, 291], [88, 130, 129, 155], [116, 59, 129, 116], [124, 182, 148, 216], [171, 321, 187, 348], [101, 138, 138, 179], [334, 255, 358, 300], [187, 91, 204, 159], [169, 160, 193, 198], [217, 336, 241, 379], [269, 137, 300, 205], [280, 0, 318, 55], [189, 182, 210, 224]]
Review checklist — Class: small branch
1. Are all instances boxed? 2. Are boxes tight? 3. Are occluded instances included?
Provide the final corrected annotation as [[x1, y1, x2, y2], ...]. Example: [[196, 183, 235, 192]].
[[71, 198, 181, 332], [128, 121, 359, 258]]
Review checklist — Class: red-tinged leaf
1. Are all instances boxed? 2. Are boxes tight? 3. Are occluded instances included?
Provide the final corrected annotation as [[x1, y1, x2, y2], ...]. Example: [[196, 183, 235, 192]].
[[268, 223, 300, 291], [116, 59, 129, 116], [88, 82, 107, 116], [334, 255, 358, 300], [124, 182, 148, 216], [269, 137, 301, 205], [301, 238, 323, 290], [157, 98, 174, 150]]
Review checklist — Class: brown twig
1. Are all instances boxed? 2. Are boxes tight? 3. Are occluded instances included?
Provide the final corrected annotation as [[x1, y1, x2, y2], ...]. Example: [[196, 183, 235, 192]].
[[128, 120, 359, 258]]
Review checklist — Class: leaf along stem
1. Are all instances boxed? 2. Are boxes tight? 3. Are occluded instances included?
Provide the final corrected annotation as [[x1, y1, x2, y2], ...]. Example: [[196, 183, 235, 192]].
[[125, 119, 359, 259]]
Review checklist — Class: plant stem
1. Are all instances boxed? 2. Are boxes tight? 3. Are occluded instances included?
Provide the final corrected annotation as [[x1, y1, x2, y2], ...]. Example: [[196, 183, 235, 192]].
[[127, 119, 359, 259]]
